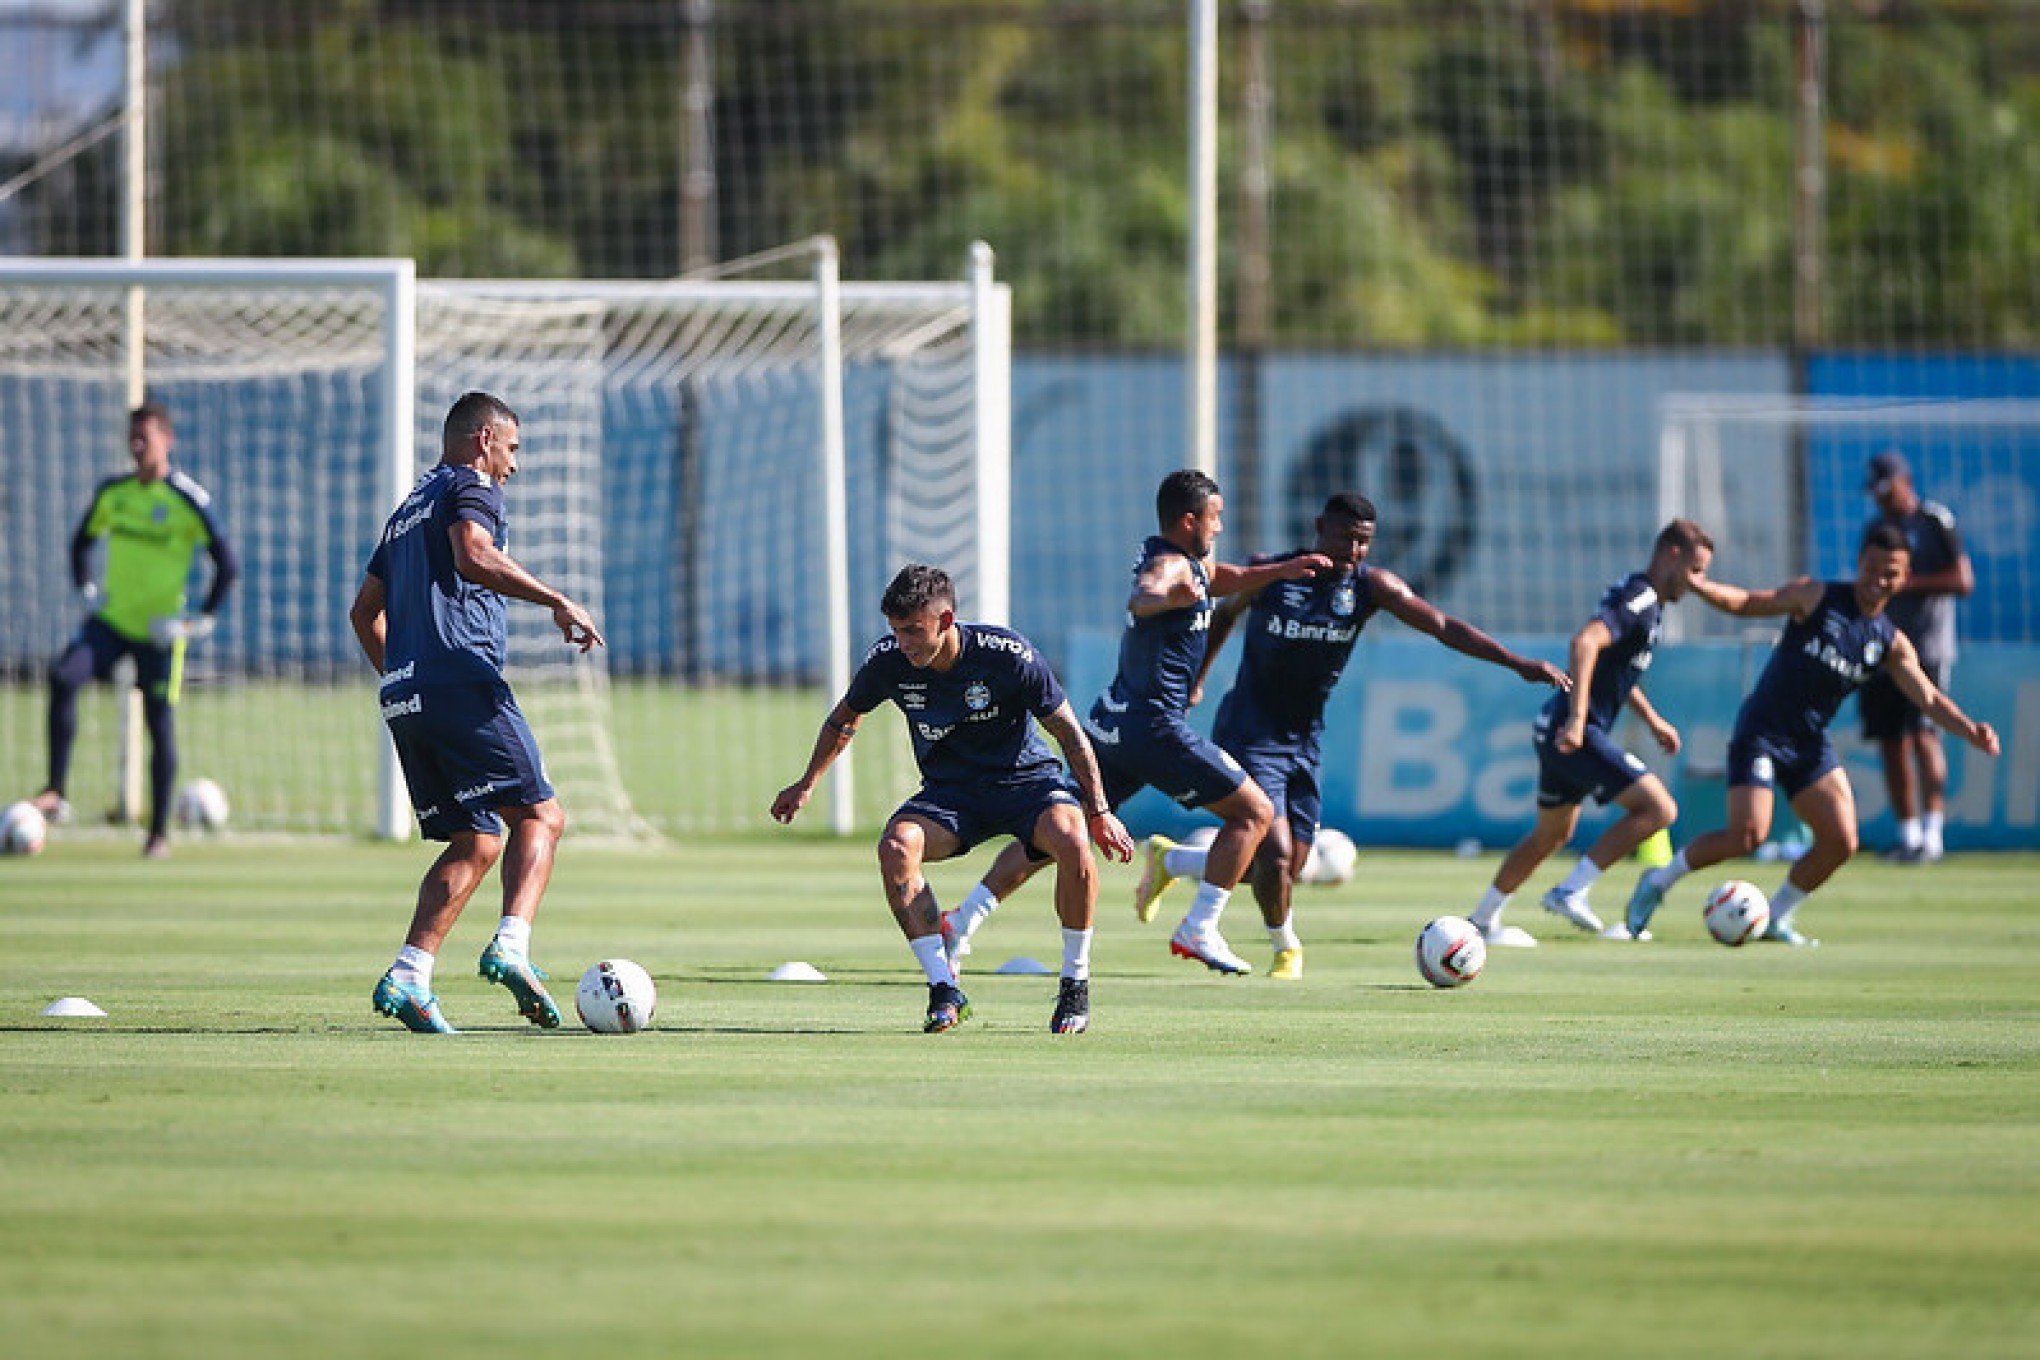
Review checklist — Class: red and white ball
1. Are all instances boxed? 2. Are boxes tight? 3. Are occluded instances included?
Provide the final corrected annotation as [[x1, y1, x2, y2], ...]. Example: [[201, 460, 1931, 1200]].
[[1415, 915, 1486, 988], [1702, 880, 1770, 947]]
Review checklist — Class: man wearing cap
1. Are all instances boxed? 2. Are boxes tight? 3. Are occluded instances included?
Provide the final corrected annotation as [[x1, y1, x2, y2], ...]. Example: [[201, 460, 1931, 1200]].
[[1861, 449, 1972, 863]]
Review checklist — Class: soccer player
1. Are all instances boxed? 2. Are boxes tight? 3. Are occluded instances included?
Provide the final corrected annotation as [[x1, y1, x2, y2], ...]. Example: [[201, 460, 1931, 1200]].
[[30, 404, 239, 858], [348, 392, 604, 1034], [941, 469, 1334, 978], [1136, 492, 1570, 977], [770, 564, 1135, 1035], [1621, 524, 1999, 946], [1859, 450, 1972, 863], [1468, 519, 1713, 947]]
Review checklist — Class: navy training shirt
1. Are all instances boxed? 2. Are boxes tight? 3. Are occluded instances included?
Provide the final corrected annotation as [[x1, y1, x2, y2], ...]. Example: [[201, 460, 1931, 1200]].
[[1539, 571, 1662, 735], [1097, 536, 1211, 726], [845, 623, 1067, 787], [1216, 557, 1378, 743], [365, 464, 508, 684], [1734, 581, 1898, 744]]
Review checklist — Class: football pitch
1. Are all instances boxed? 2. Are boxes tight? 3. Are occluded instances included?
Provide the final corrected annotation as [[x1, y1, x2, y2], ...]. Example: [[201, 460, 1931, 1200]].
[[2, 837, 2035, 1358]]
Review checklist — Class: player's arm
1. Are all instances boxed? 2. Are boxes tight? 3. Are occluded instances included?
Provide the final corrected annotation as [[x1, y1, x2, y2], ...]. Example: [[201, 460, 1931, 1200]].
[[348, 573, 388, 673], [1685, 572, 1821, 621], [1126, 553, 1205, 617], [69, 484, 114, 604], [1904, 517, 1973, 598], [1882, 631, 1999, 755], [1209, 552, 1333, 597], [1624, 685, 1680, 754], [769, 699, 864, 824], [1552, 618, 1612, 751], [1037, 700, 1135, 862], [448, 520, 603, 652], [1374, 569, 1569, 690], [198, 525, 240, 617]]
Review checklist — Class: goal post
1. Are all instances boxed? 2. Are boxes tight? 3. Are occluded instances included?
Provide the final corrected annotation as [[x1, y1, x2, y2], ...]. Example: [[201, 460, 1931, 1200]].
[[0, 247, 1012, 840]]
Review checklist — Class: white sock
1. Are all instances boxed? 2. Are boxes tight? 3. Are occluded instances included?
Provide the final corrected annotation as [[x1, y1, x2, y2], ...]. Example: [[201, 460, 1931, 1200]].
[[493, 916, 532, 956], [1163, 843, 1208, 879], [1180, 879, 1231, 935], [1061, 927, 1093, 981], [1556, 856, 1603, 897], [951, 883, 1001, 939], [1659, 847, 1692, 884], [1922, 811, 1945, 854], [1469, 885, 1509, 931], [392, 944, 435, 987], [909, 934, 956, 987], [1897, 816, 1923, 851], [1770, 882, 1809, 927], [1267, 920, 1301, 952]]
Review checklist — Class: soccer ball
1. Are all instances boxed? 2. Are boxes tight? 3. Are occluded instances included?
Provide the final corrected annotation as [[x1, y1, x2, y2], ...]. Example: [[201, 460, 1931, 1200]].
[[173, 778, 230, 832], [576, 959, 658, 1033], [1702, 880, 1770, 947], [1, 801, 48, 856], [1300, 827, 1358, 885], [1415, 915, 1486, 988]]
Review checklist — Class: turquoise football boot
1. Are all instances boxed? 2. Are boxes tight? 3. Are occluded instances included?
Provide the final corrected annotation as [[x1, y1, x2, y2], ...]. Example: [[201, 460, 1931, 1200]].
[[372, 971, 458, 1034], [478, 939, 563, 1029]]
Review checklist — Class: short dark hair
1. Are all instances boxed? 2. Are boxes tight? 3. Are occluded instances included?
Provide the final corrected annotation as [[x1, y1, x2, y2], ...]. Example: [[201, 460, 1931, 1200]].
[[1157, 469, 1221, 527], [1321, 492, 1376, 524], [130, 402, 172, 431], [881, 563, 956, 619], [1860, 523, 1910, 557], [1654, 518, 1714, 555], [443, 391, 519, 452]]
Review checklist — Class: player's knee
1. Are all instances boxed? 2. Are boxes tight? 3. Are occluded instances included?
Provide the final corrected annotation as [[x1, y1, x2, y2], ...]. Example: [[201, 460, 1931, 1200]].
[[1640, 788, 1677, 834], [1726, 822, 1765, 857], [876, 824, 923, 877], [1827, 823, 1860, 860]]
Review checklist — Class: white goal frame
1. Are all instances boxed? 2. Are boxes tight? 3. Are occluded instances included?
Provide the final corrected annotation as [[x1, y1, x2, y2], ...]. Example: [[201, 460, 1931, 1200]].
[[0, 248, 1012, 839]]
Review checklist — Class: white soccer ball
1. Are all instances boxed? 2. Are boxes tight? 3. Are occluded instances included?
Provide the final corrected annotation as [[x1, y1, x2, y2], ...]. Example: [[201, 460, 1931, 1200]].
[[1415, 915, 1486, 988], [576, 958, 658, 1033], [1702, 880, 1770, 947], [173, 778, 230, 832], [1, 801, 48, 856], [1300, 827, 1358, 885]]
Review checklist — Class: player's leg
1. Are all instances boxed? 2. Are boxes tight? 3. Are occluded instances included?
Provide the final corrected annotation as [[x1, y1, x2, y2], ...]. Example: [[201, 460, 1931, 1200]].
[[1863, 673, 1921, 858], [1168, 774, 1270, 976], [1026, 800, 1097, 1033], [478, 797, 570, 1028], [1474, 803, 1578, 946], [877, 806, 971, 1032], [1912, 725, 1948, 862], [135, 643, 177, 858], [1540, 731, 1662, 934], [35, 626, 115, 822], [1626, 735, 1777, 938], [374, 827, 503, 1034], [1763, 768, 1857, 946], [944, 837, 1048, 964]]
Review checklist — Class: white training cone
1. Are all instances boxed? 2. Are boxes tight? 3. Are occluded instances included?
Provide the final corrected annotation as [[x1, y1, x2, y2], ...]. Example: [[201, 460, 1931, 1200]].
[[42, 996, 107, 1018], [766, 961, 828, 983], [992, 956, 1054, 976]]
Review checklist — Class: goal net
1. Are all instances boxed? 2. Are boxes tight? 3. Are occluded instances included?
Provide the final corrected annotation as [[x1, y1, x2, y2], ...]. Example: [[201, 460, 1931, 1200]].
[[0, 249, 1011, 838], [1657, 394, 2040, 644]]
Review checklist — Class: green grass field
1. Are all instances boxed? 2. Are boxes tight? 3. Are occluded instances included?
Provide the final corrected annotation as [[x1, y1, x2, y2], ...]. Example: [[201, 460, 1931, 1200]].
[[2, 836, 2035, 1358]]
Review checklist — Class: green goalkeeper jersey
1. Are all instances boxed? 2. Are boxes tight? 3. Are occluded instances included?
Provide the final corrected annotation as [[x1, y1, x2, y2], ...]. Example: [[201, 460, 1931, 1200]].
[[75, 471, 229, 644]]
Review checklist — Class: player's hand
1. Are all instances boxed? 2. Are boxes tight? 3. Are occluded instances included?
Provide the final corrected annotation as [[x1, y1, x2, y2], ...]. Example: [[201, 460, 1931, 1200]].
[[1187, 679, 1204, 708], [770, 782, 812, 824], [1969, 721, 2001, 757], [1652, 721, 1682, 755], [148, 614, 216, 646], [1555, 717, 1585, 754], [79, 582, 102, 610], [1278, 552, 1335, 580], [1088, 809, 1135, 863], [1521, 658, 1570, 690], [552, 598, 604, 653]]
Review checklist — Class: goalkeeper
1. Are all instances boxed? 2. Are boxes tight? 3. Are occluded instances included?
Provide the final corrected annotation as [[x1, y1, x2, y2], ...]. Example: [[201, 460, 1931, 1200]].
[[30, 404, 239, 858]]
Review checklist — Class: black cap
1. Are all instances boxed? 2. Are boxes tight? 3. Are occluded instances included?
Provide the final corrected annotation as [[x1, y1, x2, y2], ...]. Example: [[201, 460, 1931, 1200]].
[[1866, 449, 1909, 492]]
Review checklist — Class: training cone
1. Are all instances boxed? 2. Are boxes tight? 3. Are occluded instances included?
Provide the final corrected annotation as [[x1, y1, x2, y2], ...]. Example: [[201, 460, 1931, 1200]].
[[42, 996, 107, 1018], [766, 961, 828, 983], [992, 957, 1054, 975]]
